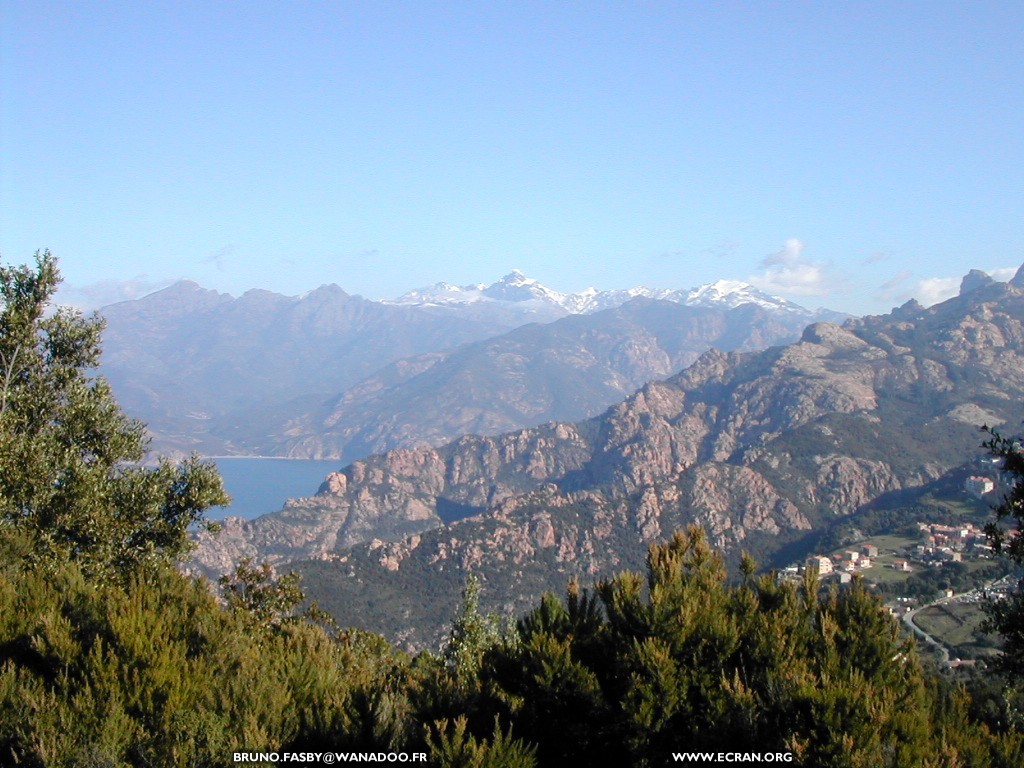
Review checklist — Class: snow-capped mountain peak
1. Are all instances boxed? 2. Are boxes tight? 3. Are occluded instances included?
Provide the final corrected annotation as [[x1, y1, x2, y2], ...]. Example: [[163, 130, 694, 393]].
[[681, 280, 811, 314], [481, 270, 569, 305], [387, 281, 486, 307], [386, 271, 567, 308], [386, 272, 828, 319]]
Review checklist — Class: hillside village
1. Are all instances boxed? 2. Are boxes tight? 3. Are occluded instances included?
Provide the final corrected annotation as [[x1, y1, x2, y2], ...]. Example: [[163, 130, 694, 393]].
[[802, 519, 992, 583], [787, 470, 1020, 665], [799, 464, 1011, 583]]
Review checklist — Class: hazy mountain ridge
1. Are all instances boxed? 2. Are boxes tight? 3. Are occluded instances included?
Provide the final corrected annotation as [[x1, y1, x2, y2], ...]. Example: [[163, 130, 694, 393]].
[[270, 298, 821, 461], [99, 279, 541, 456], [99, 271, 839, 460], [193, 265, 1024, 631]]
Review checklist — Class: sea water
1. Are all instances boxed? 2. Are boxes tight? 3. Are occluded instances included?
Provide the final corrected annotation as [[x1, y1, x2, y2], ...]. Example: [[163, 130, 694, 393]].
[[206, 457, 342, 520]]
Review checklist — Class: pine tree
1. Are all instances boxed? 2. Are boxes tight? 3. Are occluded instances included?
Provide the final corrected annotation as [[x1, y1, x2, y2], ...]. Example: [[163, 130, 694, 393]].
[[479, 526, 1002, 766]]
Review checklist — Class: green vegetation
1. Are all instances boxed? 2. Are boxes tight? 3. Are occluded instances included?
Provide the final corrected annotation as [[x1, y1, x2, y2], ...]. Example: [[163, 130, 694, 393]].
[[2, 253, 1024, 765], [877, 561, 1010, 602], [0, 255, 415, 764], [0, 551, 417, 763], [473, 527, 1019, 766]]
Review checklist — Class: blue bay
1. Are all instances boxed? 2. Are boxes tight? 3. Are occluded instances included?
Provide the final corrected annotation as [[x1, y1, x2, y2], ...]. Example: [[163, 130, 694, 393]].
[[206, 458, 341, 521]]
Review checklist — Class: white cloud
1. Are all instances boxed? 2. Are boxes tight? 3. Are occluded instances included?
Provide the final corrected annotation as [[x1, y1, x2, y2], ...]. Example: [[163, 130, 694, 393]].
[[56, 276, 173, 310], [877, 272, 960, 308], [989, 266, 1018, 282], [881, 264, 1020, 309], [913, 277, 961, 307], [749, 238, 833, 297]]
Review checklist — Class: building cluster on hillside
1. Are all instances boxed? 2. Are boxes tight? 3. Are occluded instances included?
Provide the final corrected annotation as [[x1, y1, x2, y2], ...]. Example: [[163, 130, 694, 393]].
[[915, 521, 990, 562], [789, 518, 1007, 588], [804, 543, 878, 578], [967, 453, 1023, 497]]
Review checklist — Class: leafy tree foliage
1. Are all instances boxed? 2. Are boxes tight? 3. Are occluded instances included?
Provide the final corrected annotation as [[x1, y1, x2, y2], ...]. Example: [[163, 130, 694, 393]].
[[443, 575, 507, 680], [0, 552, 415, 765], [425, 717, 536, 768], [409, 575, 515, 753], [0, 251, 228, 581], [477, 527, 1021, 766], [219, 557, 305, 630], [983, 427, 1024, 564]]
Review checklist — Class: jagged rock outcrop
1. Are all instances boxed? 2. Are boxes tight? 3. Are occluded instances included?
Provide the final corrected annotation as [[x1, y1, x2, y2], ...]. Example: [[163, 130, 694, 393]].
[[960, 269, 995, 295], [194, 422, 595, 570]]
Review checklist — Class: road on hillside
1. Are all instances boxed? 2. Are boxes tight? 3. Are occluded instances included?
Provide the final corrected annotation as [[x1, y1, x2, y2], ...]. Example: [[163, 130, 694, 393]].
[[902, 596, 954, 665]]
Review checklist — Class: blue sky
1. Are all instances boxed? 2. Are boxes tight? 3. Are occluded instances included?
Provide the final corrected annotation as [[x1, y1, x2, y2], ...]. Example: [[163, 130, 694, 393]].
[[2, 1, 1022, 315]]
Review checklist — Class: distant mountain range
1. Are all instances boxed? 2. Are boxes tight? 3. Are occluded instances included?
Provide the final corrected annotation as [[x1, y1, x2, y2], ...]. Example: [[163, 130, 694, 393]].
[[98, 272, 844, 461], [191, 264, 1024, 648]]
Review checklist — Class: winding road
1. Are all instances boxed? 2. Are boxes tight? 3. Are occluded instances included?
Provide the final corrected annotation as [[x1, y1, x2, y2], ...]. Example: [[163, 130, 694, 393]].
[[901, 596, 954, 665], [899, 574, 1014, 665]]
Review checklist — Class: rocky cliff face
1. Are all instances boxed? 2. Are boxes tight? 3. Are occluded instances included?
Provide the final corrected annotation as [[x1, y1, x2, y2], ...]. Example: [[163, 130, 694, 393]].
[[186, 270, 1024, 649], [193, 269, 1024, 597], [193, 422, 595, 573]]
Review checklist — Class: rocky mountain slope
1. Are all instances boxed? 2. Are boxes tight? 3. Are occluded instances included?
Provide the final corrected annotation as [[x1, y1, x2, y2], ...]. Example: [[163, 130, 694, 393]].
[[194, 266, 1024, 635]]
